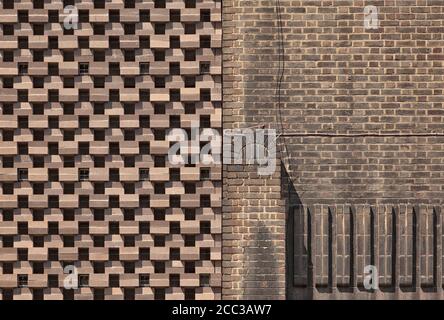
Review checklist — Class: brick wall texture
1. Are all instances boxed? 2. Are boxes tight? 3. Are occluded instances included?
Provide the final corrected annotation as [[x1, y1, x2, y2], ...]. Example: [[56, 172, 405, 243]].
[[223, 0, 444, 299], [222, 0, 287, 299], [2, 0, 444, 300], [0, 0, 222, 300]]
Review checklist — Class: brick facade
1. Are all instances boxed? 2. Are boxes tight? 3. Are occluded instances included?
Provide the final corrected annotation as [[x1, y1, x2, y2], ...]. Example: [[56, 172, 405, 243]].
[[278, 0, 444, 207], [0, 0, 222, 300], [222, 0, 286, 299], [2, 0, 444, 300], [223, 0, 444, 299]]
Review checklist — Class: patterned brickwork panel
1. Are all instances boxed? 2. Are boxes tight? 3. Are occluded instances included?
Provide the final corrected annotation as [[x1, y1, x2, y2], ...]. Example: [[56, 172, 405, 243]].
[[290, 205, 444, 299], [0, 0, 222, 300]]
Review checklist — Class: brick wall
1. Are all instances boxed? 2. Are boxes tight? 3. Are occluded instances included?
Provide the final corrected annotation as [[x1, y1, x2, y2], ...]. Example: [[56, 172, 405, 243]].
[[222, 0, 286, 299], [223, 0, 444, 299], [279, 0, 444, 207], [0, 0, 222, 300]]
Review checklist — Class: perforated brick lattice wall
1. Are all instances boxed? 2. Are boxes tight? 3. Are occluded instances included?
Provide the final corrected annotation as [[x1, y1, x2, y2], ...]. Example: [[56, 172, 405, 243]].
[[0, 0, 221, 300]]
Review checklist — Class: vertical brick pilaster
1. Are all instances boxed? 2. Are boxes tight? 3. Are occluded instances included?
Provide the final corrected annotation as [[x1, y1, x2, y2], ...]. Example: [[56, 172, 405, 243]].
[[222, 0, 286, 299]]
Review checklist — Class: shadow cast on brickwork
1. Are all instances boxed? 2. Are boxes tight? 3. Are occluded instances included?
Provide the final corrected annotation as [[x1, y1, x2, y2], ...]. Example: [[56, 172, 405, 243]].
[[282, 166, 315, 299]]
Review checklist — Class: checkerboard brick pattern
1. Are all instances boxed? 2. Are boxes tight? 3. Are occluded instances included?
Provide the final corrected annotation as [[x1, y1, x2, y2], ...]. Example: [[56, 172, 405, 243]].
[[0, 0, 221, 300]]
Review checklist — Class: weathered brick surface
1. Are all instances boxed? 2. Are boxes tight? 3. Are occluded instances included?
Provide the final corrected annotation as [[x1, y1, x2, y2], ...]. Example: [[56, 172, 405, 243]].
[[223, 163, 285, 299], [224, 0, 444, 299], [279, 0, 444, 207], [222, 0, 286, 299]]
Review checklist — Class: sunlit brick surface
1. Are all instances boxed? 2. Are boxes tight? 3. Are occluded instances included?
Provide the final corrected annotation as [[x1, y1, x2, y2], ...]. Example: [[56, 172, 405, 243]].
[[0, 0, 221, 300]]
